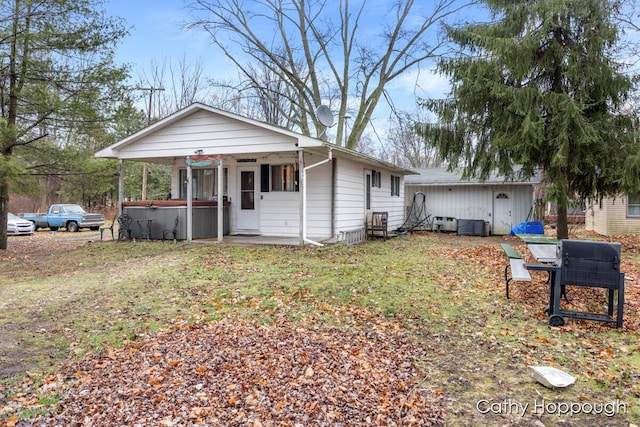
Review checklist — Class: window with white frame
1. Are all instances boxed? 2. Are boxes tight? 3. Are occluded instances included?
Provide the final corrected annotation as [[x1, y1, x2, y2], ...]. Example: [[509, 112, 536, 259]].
[[179, 168, 228, 200], [391, 175, 401, 197], [260, 164, 299, 192], [628, 194, 640, 217], [371, 170, 381, 188]]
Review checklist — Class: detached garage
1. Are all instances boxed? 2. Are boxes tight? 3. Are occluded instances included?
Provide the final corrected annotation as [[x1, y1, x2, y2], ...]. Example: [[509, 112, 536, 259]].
[[405, 168, 541, 235]]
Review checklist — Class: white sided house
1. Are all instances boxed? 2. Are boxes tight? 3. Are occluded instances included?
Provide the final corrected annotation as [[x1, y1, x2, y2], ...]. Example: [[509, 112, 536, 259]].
[[95, 103, 413, 245], [405, 168, 540, 235], [586, 195, 640, 236]]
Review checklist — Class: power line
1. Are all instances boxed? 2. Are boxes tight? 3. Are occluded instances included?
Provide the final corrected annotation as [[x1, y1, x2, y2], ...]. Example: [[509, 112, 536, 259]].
[[134, 86, 165, 125], [134, 87, 165, 200]]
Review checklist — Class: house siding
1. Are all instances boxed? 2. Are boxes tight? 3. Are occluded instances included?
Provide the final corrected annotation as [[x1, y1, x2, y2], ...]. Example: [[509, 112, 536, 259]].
[[170, 153, 304, 237], [123, 110, 298, 159], [170, 151, 408, 241], [334, 157, 405, 234], [259, 192, 300, 237], [586, 196, 640, 236], [304, 158, 333, 239], [334, 158, 366, 231], [371, 169, 405, 229], [105, 103, 417, 244]]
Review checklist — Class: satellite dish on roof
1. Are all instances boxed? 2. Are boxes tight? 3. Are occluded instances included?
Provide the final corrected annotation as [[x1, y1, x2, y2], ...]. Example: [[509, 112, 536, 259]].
[[315, 105, 334, 127]]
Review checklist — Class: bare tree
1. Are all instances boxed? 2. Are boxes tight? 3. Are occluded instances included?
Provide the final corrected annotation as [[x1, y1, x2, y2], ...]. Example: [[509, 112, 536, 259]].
[[186, 0, 472, 149], [616, 0, 640, 35], [137, 54, 214, 119], [240, 55, 301, 128], [380, 111, 443, 168], [206, 51, 328, 130], [133, 55, 216, 200]]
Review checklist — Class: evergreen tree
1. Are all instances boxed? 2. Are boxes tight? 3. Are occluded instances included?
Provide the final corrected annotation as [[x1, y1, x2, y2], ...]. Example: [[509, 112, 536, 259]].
[[0, 0, 127, 249], [421, 0, 638, 239]]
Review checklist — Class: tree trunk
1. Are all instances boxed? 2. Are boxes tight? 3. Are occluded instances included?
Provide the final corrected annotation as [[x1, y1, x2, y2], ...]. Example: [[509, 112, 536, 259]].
[[0, 2, 21, 251], [0, 176, 8, 250], [556, 201, 569, 240]]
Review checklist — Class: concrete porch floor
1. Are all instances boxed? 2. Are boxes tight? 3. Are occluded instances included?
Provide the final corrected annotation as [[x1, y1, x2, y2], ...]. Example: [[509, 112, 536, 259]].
[[193, 235, 337, 246]]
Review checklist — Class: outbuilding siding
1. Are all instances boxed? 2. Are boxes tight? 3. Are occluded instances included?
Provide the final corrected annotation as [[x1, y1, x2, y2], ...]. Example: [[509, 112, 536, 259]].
[[405, 184, 534, 235]]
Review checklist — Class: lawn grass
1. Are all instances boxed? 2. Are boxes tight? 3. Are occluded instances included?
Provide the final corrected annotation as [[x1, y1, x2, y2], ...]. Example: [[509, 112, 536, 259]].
[[0, 232, 637, 426]]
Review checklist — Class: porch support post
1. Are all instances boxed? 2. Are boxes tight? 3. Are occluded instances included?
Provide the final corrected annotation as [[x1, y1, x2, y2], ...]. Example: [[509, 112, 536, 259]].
[[217, 157, 223, 242], [118, 160, 124, 216], [186, 161, 193, 242], [298, 150, 304, 245]]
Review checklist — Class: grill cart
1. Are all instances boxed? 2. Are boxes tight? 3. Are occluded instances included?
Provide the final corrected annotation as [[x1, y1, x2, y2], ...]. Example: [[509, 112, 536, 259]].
[[526, 240, 625, 328]]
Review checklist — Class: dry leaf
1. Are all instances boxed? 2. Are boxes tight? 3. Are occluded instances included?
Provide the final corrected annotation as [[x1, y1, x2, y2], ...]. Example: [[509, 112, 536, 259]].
[[36, 321, 445, 425]]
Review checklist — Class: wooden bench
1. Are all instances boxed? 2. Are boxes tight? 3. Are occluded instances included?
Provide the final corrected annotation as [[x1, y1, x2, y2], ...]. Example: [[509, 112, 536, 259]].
[[501, 243, 531, 299], [366, 212, 388, 240]]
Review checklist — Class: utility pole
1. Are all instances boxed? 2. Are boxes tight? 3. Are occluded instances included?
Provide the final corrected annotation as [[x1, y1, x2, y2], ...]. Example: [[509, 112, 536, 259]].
[[136, 87, 164, 200], [341, 114, 351, 147]]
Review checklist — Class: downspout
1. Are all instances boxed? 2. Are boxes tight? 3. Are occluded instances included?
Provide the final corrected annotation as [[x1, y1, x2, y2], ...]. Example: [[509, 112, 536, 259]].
[[118, 160, 124, 216], [298, 150, 305, 246], [302, 148, 333, 246], [186, 160, 193, 242], [217, 157, 223, 242], [331, 158, 336, 239]]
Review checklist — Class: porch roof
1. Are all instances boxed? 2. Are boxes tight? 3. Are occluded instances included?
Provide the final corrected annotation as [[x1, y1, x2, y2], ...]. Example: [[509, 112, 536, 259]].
[[96, 102, 416, 175], [406, 167, 541, 186]]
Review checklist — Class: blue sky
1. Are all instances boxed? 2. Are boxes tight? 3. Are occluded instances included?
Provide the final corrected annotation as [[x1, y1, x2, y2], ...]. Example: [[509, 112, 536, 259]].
[[104, 1, 639, 107], [103, 0, 451, 116], [102, 0, 456, 150], [104, 1, 219, 79]]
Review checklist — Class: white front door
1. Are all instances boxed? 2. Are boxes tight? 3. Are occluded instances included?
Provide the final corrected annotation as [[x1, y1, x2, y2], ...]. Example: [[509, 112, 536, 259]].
[[237, 167, 260, 231], [493, 191, 512, 235]]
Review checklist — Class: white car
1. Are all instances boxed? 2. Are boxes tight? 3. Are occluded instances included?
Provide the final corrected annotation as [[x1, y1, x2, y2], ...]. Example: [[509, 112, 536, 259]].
[[7, 212, 35, 236]]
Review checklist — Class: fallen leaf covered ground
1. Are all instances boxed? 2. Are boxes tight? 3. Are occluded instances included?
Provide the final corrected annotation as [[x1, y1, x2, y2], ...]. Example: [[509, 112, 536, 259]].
[[37, 320, 443, 427], [432, 230, 640, 335], [1, 228, 639, 426]]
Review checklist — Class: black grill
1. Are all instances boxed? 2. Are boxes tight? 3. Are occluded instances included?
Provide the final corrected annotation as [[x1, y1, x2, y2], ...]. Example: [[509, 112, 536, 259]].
[[560, 240, 621, 289], [529, 239, 625, 328]]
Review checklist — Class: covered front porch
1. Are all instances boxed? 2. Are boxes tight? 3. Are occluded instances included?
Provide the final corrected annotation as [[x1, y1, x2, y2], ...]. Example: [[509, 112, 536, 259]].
[[97, 104, 334, 245]]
